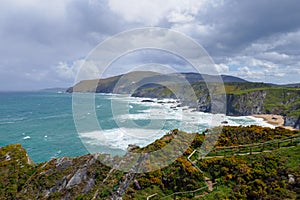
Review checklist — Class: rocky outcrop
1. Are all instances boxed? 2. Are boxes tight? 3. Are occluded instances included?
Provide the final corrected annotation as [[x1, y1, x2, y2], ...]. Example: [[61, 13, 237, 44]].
[[226, 90, 267, 116], [110, 154, 145, 200], [196, 90, 266, 116], [284, 116, 300, 129], [66, 167, 88, 188], [198, 91, 211, 112]]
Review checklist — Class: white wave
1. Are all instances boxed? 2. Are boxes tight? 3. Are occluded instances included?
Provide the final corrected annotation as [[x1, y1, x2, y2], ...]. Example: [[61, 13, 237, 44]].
[[79, 94, 279, 153], [38, 114, 71, 120], [79, 128, 166, 151], [23, 136, 31, 140]]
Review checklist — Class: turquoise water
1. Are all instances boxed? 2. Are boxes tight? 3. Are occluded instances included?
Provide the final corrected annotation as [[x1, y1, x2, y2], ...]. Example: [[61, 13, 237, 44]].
[[0, 92, 87, 162], [0, 92, 273, 163]]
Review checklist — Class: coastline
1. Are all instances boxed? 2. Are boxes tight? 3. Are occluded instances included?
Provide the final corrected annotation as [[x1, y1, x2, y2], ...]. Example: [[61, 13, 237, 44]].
[[252, 114, 295, 130]]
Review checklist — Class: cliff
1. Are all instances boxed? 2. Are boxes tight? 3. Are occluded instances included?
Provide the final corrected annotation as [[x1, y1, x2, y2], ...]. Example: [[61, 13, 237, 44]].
[[1, 126, 300, 199], [133, 82, 300, 129], [0, 130, 204, 199], [66, 72, 300, 129]]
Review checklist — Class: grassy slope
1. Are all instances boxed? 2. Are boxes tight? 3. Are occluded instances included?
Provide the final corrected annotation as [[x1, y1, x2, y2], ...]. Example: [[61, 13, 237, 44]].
[[199, 145, 300, 200], [123, 127, 300, 199]]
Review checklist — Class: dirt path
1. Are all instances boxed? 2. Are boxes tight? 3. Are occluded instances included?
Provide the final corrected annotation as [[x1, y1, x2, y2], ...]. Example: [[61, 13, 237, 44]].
[[204, 177, 213, 192], [202, 150, 273, 159]]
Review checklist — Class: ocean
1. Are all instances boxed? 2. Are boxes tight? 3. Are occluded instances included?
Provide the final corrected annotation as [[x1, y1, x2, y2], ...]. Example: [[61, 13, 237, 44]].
[[0, 92, 274, 163]]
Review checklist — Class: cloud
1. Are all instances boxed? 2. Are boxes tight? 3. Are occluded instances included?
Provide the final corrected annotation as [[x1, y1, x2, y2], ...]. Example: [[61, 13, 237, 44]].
[[55, 60, 84, 80], [0, 0, 300, 90], [0, 0, 131, 90], [258, 52, 290, 62], [108, 0, 208, 25], [215, 63, 229, 74]]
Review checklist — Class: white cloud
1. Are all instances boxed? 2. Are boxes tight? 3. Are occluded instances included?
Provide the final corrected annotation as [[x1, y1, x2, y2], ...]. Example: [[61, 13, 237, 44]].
[[249, 58, 276, 70], [235, 65, 278, 81], [171, 23, 215, 38], [55, 59, 105, 83], [55, 59, 85, 80], [258, 52, 290, 62], [220, 55, 291, 82], [215, 63, 229, 73], [285, 65, 300, 75], [108, 0, 208, 25], [167, 11, 195, 23]]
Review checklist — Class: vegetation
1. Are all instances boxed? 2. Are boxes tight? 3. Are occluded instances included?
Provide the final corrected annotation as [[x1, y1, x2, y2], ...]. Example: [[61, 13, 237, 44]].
[[0, 126, 299, 199], [198, 146, 300, 199], [214, 126, 299, 146]]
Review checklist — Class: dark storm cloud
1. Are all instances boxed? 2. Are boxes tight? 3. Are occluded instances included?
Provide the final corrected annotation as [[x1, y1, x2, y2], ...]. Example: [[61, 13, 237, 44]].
[[188, 0, 300, 83], [193, 0, 300, 56], [0, 0, 132, 90]]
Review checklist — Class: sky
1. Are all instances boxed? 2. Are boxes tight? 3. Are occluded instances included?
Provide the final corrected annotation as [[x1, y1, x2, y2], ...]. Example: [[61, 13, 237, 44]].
[[0, 0, 300, 90]]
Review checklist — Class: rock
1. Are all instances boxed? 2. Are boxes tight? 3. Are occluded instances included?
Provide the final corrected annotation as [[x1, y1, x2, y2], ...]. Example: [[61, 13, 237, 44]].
[[5, 153, 11, 161], [127, 144, 139, 152], [226, 90, 266, 116], [284, 116, 300, 129], [134, 179, 141, 190], [66, 167, 88, 188], [288, 174, 295, 184], [25, 153, 34, 165], [46, 176, 67, 195], [82, 178, 95, 194], [198, 92, 211, 112], [141, 99, 155, 103], [54, 157, 73, 170]]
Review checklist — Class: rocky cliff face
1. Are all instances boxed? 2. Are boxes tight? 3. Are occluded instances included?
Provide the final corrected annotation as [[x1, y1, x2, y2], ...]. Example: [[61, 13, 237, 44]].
[[133, 87, 300, 129], [197, 89, 300, 128], [0, 131, 204, 199], [284, 116, 300, 129], [226, 90, 267, 116], [197, 90, 267, 115]]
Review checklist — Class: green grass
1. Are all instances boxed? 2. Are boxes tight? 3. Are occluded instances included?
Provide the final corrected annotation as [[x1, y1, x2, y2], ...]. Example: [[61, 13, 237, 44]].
[[198, 145, 300, 199], [197, 184, 231, 200], [230, 87, 300, 95], [271, 145, 300, 169]]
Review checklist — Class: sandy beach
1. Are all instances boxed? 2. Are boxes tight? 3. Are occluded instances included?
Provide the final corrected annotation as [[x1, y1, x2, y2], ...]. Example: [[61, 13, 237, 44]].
[[252, 114, 295, 130]]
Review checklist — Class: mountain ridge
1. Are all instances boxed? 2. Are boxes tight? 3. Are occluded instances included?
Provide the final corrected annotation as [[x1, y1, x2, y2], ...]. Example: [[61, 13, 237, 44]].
[[66, 71, 249, 93]]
